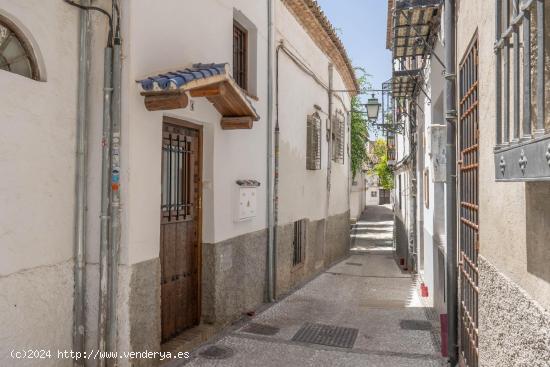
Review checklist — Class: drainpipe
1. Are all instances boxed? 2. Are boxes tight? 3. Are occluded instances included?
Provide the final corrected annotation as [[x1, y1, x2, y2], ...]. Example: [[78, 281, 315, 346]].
[[266, 0, 275, 302], [73, 3, 91, 365], [323, 64, 334, 264], [411, 101, 418, 272], [444, 0, 458, 364], [107, 16, 122, 360], [97, 45, 113, 366]]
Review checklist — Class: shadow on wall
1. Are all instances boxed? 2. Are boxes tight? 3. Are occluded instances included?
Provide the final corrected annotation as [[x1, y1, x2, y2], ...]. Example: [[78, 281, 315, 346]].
[[526, 182, 550, 283]]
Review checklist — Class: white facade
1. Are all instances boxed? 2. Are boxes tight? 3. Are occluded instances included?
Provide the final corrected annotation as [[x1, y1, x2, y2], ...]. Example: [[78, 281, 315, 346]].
[[0, 0, 355, 364]]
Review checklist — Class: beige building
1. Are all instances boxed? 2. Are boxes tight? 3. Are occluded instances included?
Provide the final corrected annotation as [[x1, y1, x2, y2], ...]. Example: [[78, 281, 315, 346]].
[[387, 0, 550, 366]]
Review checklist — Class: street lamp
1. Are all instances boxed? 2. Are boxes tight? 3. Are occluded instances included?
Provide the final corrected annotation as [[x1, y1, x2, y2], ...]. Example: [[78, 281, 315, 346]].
[[365, 94, 381, 122]]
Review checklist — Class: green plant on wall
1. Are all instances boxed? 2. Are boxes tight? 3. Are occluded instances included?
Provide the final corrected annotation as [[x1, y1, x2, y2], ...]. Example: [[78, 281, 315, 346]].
[[350, 70, 369, 179], [371, 139, 394, 190]]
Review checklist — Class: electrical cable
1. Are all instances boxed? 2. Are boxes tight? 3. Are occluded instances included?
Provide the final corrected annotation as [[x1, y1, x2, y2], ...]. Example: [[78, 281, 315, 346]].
[[64, 0, 113, 45]]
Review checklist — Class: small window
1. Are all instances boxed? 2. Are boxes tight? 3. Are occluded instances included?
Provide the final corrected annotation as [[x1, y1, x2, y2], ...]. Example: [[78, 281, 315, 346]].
[[0, 16, 38, 80], [306, 113, 322, 170], [332, 111, 345, 164], [371, 191, 378, 197], [292, 219, 306, 267], [161, 124, 196, 223], [233, 21, 248, 91]]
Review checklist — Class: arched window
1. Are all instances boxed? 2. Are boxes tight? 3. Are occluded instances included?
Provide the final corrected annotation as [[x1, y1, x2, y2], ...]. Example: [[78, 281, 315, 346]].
[[0, 16, 39, 80]]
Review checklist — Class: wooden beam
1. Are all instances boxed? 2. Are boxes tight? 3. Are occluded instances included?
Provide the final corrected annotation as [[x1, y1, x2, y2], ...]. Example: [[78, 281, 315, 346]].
[[189, 84, 226, 98], [144, 93, 188, 111], [220, 116, 254, 130]]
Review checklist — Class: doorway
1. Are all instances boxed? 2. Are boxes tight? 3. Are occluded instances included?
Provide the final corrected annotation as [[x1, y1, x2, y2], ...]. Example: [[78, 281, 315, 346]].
[[160, 117, 202, 343]]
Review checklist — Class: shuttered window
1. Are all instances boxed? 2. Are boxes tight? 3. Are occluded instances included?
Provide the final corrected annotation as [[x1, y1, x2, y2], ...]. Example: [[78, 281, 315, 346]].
[[306, 113, 322, 170], [332, 111, 345, 164], [233, 21, 248, 91]]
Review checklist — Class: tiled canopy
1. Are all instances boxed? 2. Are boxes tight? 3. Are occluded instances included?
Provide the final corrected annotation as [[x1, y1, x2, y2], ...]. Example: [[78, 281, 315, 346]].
[[392, 69, 421, 99], [392, 0, 442, 58], [136, 63, 259, 129]]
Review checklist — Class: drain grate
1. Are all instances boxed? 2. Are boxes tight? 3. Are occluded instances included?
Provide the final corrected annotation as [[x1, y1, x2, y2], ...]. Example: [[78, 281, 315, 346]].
[[399, 319, 433, 331], [198, 345, 234, 360], [292, 322, 358, 348], [241, 322, 280, 336], [345, 262, 363, 266]]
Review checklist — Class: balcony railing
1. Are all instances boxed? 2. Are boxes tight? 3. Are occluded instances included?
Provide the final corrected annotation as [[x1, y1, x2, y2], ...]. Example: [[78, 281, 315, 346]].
[[494, 0, 550, 181]]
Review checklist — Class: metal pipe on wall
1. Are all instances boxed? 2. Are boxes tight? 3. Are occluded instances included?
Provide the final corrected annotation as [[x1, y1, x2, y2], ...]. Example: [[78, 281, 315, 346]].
[[73, 2, 91, 365], [266, 0, 275, 303], [107, 34, 122, 361], [323, 64, 334, 264], [97, 46, 113, 367], [444, 0, 458, 364]]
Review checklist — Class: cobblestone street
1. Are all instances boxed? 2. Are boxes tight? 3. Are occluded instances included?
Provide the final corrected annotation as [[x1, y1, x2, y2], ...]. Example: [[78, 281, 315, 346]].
[[179, 206, 446, 367]]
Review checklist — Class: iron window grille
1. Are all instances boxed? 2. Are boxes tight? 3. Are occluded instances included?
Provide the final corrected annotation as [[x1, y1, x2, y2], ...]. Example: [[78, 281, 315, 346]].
[[306, 112, 322, 170], [458, 37, 479, 367], [292, 219, 306, 266], [494, 0, 550, 181], [0, 15, 39, 80], [332, 111, 345, 164], [233, 21, 248, 91], [161, 126, 195, 223]]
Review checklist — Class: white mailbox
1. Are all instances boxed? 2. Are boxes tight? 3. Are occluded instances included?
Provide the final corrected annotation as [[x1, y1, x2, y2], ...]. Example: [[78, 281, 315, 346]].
[[235, 180, 260, 221]]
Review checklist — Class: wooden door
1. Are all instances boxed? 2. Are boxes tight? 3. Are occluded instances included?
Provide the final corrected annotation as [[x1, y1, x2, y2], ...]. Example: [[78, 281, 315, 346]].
[[160, 119, 202, 343]]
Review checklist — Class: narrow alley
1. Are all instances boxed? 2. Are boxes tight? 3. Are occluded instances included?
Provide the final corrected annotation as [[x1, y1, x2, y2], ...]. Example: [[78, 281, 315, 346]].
[[3, 1, 550, 366], [180, 205, 445, 367]]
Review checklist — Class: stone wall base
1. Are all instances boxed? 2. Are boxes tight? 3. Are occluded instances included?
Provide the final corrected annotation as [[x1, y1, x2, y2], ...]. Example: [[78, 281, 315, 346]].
[[479, 256, 550, 367]]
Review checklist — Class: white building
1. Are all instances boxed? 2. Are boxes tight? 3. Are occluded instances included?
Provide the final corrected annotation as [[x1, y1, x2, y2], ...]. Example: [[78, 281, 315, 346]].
[[0, 0, 357, 365]]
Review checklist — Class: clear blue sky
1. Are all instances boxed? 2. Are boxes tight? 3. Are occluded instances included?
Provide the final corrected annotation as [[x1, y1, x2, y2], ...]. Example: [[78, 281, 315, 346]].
[[316, 0, 391, 93], [317, 0, 391, 137]]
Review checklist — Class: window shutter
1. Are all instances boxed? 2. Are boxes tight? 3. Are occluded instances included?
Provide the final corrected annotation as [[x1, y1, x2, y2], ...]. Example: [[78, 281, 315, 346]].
[[332, 112, 345, 164], [306, 113, 321, 170]]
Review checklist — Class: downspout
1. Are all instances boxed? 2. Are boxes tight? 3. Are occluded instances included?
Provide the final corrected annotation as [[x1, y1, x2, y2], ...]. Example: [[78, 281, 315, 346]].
[[73, 2, 91, 365], [97, 45, 113, 366], [266, 0, 275, 302], [107, 8, 122, 359], [444, 0, 458, 364], [323, 64, 334, 264], [409, 108, 417, 272]]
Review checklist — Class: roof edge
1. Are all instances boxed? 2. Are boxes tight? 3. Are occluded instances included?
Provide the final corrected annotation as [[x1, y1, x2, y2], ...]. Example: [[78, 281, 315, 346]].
[[282, 0, 359, 95]]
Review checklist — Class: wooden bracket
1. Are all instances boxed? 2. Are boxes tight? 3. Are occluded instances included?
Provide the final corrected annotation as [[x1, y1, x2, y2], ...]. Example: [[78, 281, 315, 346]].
[[221, 116, 254, 130], [189, 84, 226, 98], [144, 92, 189, 111]]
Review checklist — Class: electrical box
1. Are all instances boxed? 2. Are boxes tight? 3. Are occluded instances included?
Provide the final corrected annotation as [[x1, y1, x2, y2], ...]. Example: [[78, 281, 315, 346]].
[[428, 124, 447, 182], [235, 180, 260, 221]]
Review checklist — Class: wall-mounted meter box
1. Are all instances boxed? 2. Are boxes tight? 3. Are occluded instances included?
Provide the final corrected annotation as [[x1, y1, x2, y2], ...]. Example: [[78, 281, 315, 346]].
[[235, 180, 261, 221], [428, 124, 447, 182]]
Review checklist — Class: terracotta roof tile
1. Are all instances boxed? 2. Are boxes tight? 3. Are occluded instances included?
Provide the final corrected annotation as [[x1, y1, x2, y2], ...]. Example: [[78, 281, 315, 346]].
[[283, 0, 359, 94]]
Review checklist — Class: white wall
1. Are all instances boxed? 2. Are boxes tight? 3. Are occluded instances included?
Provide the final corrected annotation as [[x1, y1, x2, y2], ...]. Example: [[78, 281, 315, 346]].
[[275, 1, 352, 226], [123, 0, 269, 265], [0, 1, 80, 364], [350, 171, 366, 219]]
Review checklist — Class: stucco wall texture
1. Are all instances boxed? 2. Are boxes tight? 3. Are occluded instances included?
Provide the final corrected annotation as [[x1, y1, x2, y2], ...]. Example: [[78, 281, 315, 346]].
[[456, 0, 550, 364], [0, 261, 73, 367], [479, 256, 550, 367]]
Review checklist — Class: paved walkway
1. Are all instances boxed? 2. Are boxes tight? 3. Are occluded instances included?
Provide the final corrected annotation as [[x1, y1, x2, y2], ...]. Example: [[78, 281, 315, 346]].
[[180, 205, 446, 367]]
